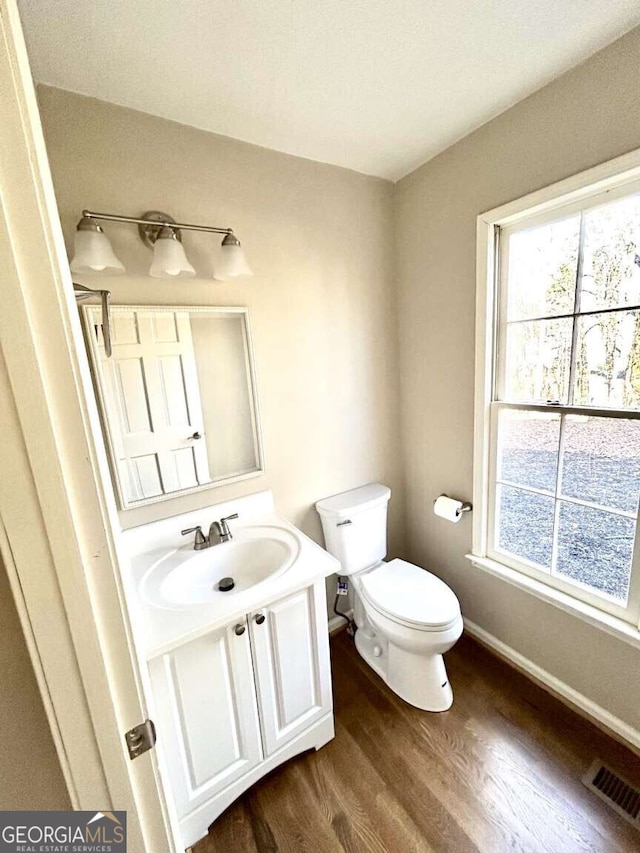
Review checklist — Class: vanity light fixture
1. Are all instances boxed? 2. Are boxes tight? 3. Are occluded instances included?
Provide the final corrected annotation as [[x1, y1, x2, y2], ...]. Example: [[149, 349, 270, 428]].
[[214, 232, 253, 280], [139, 211, 195, 279], [71, 209, 252, 281], [70, 217, 125, 275], [149, 228, 196, 279]]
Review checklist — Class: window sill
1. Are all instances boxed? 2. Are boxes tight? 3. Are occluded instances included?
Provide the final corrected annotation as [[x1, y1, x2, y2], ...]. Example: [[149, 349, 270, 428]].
[[465, 554, 640, 651]]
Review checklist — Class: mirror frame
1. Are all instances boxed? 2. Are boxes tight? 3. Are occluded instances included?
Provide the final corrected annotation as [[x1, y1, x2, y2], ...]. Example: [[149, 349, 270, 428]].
[[81, 304, 264, 509]]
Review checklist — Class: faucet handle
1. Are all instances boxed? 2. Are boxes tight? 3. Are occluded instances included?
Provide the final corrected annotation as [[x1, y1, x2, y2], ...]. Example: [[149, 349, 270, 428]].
[[181, 526, 207, 548], [209, 513, 239, 544]]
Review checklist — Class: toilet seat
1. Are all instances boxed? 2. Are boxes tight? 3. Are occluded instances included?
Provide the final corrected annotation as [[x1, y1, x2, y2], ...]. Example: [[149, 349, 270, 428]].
[[359, 558, 461, 631]]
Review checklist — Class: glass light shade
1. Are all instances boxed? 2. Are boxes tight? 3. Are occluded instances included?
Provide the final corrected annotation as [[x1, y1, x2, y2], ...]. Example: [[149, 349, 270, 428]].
[[149, 231, 195, 278], [213, 238, 253, 281], [70, 227, 125, 275]]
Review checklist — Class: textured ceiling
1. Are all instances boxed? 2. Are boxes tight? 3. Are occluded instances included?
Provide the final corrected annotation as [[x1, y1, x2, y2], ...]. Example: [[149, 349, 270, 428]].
[[18, 0, 640, 180]]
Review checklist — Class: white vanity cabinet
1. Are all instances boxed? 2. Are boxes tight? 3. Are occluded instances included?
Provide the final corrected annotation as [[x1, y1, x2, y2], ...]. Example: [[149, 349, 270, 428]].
[[147, 619, 263, 818], [147, 579, 334, 847], [249, 581, 333, 756]]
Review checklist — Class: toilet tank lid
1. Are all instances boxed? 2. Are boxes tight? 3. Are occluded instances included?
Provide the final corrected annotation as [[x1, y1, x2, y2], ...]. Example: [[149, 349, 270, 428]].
[[315, 483, 391, 518]]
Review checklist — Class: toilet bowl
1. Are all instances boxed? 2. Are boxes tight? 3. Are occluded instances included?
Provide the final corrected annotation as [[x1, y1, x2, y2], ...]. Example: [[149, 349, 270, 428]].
[[316, 484, 463, 712], [353, 559, 463, 710]]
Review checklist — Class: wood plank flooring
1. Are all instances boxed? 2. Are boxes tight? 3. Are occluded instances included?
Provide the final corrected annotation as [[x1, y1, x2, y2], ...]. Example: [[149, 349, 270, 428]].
[[194, 630, 640, 853]]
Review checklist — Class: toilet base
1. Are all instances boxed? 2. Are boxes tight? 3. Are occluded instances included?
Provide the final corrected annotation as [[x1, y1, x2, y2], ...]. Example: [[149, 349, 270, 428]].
[[354, 627, 387, 681], [387, 643, 454, 711], [354, 628, 454, 712]]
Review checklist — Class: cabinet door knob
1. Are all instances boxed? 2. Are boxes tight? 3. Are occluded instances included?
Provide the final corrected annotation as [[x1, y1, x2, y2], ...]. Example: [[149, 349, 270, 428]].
[[254, 613, 266, 625], [234, 624, 246, 636]]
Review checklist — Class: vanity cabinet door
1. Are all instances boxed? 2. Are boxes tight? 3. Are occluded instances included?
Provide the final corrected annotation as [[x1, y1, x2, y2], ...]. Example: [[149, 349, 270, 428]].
[[249, 581, 333, 757], [148, 620, 262, 818]]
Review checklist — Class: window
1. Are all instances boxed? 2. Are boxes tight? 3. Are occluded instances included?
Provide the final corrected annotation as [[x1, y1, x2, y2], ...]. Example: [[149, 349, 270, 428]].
[[474, 162, 640, 630]]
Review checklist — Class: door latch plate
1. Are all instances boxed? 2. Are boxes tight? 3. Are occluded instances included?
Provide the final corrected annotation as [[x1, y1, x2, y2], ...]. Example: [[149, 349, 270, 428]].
[[125, 719, 156, 760]]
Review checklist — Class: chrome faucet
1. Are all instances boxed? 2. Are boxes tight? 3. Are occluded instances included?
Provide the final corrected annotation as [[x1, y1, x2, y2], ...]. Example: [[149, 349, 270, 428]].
[[209, 513, 239, 544], [181, 513, 239, 550]]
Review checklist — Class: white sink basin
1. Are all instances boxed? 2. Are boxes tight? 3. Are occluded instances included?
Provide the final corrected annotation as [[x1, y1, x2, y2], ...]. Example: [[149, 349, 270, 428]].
[[141, 525, 301, 608]]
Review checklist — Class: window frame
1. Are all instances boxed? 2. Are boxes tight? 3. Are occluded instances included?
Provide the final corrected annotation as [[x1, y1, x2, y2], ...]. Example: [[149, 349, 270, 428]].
[[472, 150, 640, 636]]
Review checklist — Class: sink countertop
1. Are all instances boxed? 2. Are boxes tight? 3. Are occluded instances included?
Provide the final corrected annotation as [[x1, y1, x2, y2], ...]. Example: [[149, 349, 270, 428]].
[[119, 491, 340, 660]]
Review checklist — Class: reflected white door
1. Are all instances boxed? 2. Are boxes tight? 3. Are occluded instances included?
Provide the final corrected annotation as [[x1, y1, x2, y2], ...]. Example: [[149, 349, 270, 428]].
[[249, 582, 333, 756], [148, 620, 263, 818], [90, 308, 211, 501]]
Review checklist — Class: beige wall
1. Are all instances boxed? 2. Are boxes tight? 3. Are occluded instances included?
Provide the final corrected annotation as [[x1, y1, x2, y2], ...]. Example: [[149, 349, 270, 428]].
[[0, 553, 70, 809], [395, 27, 640, 732], [37, 86, 405, 585], [36, 27, 640, 741]]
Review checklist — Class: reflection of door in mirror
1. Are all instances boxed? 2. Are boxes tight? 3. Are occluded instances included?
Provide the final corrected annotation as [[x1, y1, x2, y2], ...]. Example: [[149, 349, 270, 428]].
[[99, 310, 209, 501], [82, 306, 263, 509]]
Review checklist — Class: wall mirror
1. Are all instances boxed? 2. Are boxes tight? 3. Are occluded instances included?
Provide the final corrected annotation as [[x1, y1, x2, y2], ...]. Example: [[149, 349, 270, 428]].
[[82, 305, 264, 509]]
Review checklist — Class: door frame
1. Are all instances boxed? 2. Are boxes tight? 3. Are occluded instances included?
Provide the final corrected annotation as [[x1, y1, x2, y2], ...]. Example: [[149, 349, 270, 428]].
[[0, 1, 175, 849]]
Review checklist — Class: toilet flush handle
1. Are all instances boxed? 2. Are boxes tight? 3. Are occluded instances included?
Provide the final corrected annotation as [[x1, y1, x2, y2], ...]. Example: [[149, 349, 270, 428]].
[[336, 519, 352, 527]]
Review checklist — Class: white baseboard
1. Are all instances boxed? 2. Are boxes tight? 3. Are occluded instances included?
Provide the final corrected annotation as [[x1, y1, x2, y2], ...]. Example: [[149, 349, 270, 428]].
[[463, 618, 640, 754]]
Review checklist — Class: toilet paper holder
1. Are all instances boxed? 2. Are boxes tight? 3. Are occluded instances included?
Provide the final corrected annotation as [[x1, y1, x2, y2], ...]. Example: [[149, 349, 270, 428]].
[[434, 495, 472, 516]]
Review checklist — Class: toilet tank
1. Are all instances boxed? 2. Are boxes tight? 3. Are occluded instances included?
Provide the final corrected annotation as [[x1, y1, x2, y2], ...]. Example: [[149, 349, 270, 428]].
[[315, 483, 391, 575]]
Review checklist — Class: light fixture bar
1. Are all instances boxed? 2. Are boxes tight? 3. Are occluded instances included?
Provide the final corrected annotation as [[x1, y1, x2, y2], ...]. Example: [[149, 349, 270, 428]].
[[82, 209, 233, 236]]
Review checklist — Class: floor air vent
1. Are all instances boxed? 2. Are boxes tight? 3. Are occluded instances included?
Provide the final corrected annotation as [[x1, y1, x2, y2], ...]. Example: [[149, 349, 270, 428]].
[[583, 760, 640, 828]]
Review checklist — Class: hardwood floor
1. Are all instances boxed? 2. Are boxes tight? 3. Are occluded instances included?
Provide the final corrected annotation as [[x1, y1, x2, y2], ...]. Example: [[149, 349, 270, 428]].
[[194, 630, 640, 853]]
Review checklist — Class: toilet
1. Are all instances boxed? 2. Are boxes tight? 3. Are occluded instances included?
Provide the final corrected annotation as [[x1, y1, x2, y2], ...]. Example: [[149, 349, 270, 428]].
[[316, 483, 463, 712]]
